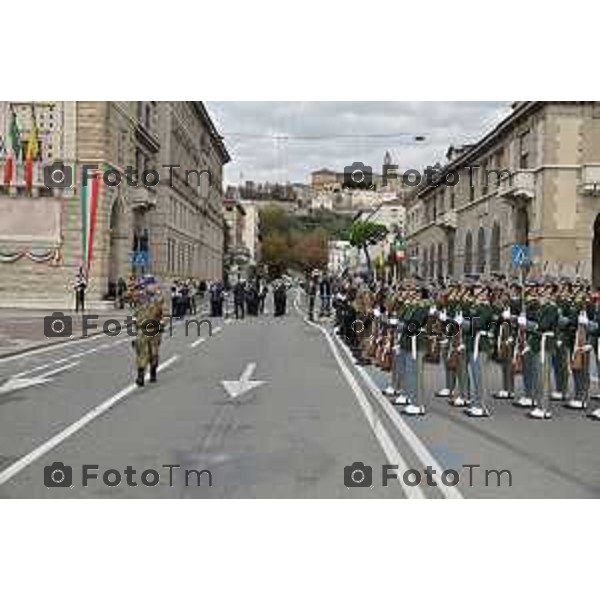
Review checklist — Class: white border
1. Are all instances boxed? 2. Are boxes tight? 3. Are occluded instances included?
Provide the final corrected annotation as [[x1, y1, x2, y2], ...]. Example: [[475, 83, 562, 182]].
[[2, 503, 595, 599], [3, 1, 599, 99]]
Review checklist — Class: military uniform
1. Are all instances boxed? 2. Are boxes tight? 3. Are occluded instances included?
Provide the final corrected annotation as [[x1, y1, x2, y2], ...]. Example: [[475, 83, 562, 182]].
[[133, 281, 165, 387]]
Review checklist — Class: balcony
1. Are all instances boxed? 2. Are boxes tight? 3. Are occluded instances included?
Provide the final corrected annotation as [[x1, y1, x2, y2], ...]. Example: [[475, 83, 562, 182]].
[[436, 209, 457, 230], [580, 165, 600, 196], [128, 186, 157, 210], [498, 170, 535, 207], [0, 159, 69, 198]]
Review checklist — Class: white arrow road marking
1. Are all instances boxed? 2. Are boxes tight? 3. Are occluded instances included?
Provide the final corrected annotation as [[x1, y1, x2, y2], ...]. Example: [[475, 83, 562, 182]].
[[221, 362, 266, 399], [0, 362, 80, 395], [0, 354, 180, 486]]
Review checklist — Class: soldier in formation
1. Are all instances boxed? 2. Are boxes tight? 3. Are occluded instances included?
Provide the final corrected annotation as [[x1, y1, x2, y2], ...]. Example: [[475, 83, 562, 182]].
[[331, 272, 600, 421]]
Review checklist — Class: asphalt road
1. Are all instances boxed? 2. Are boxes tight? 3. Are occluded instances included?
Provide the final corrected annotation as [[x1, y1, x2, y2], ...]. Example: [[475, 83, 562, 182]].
[[0, 290, 598, 498]]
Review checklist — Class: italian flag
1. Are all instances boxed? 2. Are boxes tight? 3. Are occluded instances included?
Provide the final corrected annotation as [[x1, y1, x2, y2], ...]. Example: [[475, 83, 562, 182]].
[[24, 113, 40, 192], [395, 237, 406, 261], [81, 168, 101, 271]]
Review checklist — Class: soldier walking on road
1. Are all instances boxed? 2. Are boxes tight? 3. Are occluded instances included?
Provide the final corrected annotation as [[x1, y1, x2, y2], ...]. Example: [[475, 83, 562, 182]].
[[133, 275, 165, 387]]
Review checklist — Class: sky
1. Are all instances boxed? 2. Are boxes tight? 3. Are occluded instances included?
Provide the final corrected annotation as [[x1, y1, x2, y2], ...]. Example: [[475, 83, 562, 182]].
[[205, 101, 513, 186]]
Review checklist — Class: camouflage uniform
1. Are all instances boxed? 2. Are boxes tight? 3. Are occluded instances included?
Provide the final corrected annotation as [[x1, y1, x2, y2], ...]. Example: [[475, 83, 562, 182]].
[[133, 291, 165, 386]]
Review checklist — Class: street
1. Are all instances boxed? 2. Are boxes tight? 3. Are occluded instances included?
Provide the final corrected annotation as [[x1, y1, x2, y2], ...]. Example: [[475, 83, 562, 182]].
[[0, 290, 597, 499]]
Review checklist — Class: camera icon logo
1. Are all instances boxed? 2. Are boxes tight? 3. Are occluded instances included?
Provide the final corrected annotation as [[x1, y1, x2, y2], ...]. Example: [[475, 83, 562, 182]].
[[344, 161, 372, 189], [43, 161, 73, 189], [44, 462, 73, 488], [344, 462, 373, 488], [44, 312, 73, 338]]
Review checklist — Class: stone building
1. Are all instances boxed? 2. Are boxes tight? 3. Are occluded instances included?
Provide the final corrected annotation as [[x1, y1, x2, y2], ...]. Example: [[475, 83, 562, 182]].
[[404, 101, 600, 285], [0, 101, 229, 308], [150, 102, 229, 284], [240, 200, 260, 262]]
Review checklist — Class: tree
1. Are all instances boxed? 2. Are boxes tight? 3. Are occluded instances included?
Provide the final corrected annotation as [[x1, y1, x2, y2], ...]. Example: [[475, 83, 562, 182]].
[[259, 205, 292, 238], [348, 220, 388, 278], [261, 232, 291, 271], [292, 228, 328, 272]]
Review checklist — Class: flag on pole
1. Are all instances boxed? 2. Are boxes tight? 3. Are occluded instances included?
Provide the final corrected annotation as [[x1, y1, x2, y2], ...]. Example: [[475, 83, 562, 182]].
[[25, 106, 40, 192], [3, 106, 20, 185], [81, 168, 101, 271], [394, 236, 406, 261]]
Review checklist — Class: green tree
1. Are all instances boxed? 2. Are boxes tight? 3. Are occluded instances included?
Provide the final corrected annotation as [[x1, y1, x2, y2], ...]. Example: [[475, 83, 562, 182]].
[[348, 220, 388, 278]]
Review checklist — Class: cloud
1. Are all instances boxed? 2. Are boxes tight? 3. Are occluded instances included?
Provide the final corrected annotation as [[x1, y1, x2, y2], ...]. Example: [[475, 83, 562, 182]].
[[205, 101, 512, 185]]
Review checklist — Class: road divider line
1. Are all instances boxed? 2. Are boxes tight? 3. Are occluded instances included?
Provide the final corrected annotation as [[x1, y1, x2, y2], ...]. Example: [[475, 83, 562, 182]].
[[330, 324, 464, 500], [190, 337, 206, 348], [0, 331, 111, 365], [12, 345, 104, 379], [189, 325, 223, 349], [0, 354, 180, 487], [294, 298, 424, 499]]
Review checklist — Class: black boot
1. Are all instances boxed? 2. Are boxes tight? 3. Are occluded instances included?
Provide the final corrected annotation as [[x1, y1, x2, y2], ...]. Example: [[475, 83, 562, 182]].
[[136, 368, 145, 387], [150, 364, 157, 383]]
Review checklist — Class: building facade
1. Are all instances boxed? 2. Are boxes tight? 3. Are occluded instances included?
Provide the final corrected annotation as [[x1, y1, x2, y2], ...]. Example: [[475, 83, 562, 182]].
[[0, 101, 228, 308], [240, 200, 260, 262], [151, 102, 229, 284], [405, 101, 600, 285]]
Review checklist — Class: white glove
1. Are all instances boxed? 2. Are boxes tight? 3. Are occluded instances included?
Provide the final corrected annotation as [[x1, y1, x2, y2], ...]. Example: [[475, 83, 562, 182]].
[[502, 309, 511, 320], [439, 310, 448, 322], [389, 317, 398, 325], [578, 312, 589, 326], [429, 306, 437, 316], [373, 308, 381, 318], [518, 315, 527, 327], [455, 312, 464, 326], [583, 344, 594, 352]]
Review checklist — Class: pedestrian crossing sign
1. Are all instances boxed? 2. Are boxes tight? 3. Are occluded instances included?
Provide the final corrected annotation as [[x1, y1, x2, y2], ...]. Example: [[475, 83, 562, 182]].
[[511, 244, 530, 267]]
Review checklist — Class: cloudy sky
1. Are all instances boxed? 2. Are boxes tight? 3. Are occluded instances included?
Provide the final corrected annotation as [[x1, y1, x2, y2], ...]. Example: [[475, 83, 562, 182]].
[[205, 102, 512, 186]]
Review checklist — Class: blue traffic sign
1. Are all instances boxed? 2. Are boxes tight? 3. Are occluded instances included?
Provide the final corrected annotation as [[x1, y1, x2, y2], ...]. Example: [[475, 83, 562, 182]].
[[131, 251, 149, 266], [511, 244, 530, 267]]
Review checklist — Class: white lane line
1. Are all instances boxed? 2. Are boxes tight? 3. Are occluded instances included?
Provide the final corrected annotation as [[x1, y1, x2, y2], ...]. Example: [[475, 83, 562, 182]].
[[190, 337, 206, 348], [0, 332, 107, 365], [189, 325, 223, 349], [10, 336, 131, 379], [294, 300, 424, 499], [294, 291, 462, 499], [0, 362, 81, 396], [0, 354, 180, 486], [35, 361, 81, 379], [331, 321, 464, 500], [13, 346, 103, 379]]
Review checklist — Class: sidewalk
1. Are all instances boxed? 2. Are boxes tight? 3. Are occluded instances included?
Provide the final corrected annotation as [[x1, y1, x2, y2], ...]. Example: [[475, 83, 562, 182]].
[[0, 308, 133, 359]]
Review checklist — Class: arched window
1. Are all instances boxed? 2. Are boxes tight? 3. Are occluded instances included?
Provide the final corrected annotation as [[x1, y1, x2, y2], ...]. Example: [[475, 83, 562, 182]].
[[477, 227, 486, 274], [490, 222, 501, 272], [429, 244, 435, 278], [464, 231, 473, 274], [437, 242, 443, 280], [422, 247, 428, 278], [447, 233, 455, 277]]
